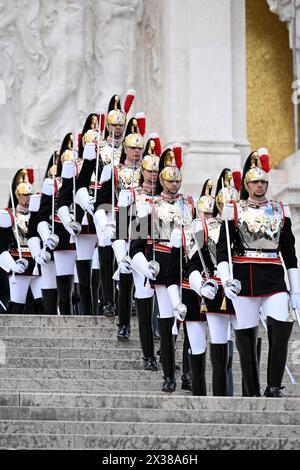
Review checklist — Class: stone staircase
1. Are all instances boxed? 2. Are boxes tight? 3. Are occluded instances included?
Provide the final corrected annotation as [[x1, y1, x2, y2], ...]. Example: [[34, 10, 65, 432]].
[[0, 315, 299, 450]]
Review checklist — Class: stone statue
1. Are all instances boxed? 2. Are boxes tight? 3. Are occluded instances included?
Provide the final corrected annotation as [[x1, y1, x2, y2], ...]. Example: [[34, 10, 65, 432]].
[[92, 0, 145, 105]]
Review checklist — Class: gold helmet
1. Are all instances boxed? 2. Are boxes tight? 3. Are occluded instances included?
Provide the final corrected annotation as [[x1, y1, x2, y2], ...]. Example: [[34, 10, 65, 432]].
[[244, 148, 270, 184], [197, 179, 214, 215], [159, 144, 183, 183], [14, 169, 34, 197], [240, 148, 270, 199], [106, 95, 126, 126], [141, 135, 161, 172], [215, 169, 240, 213], [124, 117, 144, 149]]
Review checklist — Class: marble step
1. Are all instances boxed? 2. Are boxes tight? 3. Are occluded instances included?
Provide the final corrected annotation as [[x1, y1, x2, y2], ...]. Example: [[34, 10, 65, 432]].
[[0, 420, 299, 440], [1, 324, 300, 339], [1, 346, 297, 364], [0, 433, 299, 450], [0, 377, 298, 395], [1, 392, 299, 410], [0, 367, 297, 383], [1, 405, 300, 425], [0, 336, 293, 350]]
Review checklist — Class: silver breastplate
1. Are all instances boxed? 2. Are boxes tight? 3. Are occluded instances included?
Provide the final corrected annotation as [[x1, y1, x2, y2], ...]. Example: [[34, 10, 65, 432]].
[[99, 141, 121, 166], [14, 211, 30, 246], [205, 217, 221, 265], [153, 195, 194, 250], [237, 200, 284, 250], [117, 165, 141, 192]]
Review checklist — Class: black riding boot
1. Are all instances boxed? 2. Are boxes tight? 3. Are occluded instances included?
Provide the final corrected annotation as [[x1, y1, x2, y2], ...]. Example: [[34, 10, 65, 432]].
[[188, 351, 207, 396], [42, 289, 57, 315], [117, 273, 133, 340], [181, 324, 192, 391], [210, 343, 228, 396], [158, 317, 176, 392], [76, 260, 92, 315], [9, 302, 25, 314], [136, 297, 157, 371], [235, 327, 261, 397], [98, 246, 115, 316], [91, 268, 101, 315], [56, 275, 74, 315], [264, 317, 293, 398], [227, 340, 234, 396], [33, 297, 44, 315]]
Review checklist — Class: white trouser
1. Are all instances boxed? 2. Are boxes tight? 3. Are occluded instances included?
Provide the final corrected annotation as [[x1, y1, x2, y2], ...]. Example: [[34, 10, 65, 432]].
[[155, 285, 174, 318], [75, 234, 97, 261], [206, 314, 237, 344], [41, 261, 57, 289], [9, 275, 43, 303], [54, 250, 77, 276], [232, 292, 291, 330], [186, 321, 207, 355], [132, 270, 154, 299]]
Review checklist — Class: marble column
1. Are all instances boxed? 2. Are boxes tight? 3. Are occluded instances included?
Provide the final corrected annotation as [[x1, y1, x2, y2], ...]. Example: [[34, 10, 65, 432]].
[[159, 0, 245, 195]]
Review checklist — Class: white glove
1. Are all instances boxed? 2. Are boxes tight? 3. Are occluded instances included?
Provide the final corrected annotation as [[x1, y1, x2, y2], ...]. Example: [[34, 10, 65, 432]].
[[100, 163, 113, 184], [45, 234, 59, 250], [144, 261, 159, 280], [119, 256, 132, 274], [200, 280, 218, 300], [290, 293, 300, 310], [224, 280, 241, 300], [131, 252, 160, 279], [189, 270, 204, 295], [0, 251, 27, 273], [103, 221, 116, 241], [37, 221, 51, 244], [118, 189, 133, 208], [75, 187, 94, 215], [170, 228, 182, 248], [35, 248, 51, 266], [65, 221, 82, 237], [217, 261, 241, 299], [13, 258, 28, 274], [137, 202, 152, 219]]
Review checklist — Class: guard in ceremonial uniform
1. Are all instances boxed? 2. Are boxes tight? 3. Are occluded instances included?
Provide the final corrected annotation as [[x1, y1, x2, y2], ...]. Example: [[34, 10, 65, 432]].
[[217, 148, 299, 397], [37, 134, 76, 315], [131, 136, 161, 370], [0, 169, 45, 313], [76, 92, 135, 317], [185, 173, 239, 395], [130, 146, 194, 393], [98, 115, 145, 339]]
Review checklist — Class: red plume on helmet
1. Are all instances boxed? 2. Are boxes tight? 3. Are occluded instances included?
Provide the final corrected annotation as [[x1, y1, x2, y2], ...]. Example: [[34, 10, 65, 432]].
[[99, 108, 106, 133], [123, 89, 136, 115], [232, 171, 241, 192], [173, 143, 182, 169], [136, 112, 146, 136], [27, 169, 34, 184], [258, 148, 270, 173], [77, 133, 82, 150], [149, 133, 162, 157]]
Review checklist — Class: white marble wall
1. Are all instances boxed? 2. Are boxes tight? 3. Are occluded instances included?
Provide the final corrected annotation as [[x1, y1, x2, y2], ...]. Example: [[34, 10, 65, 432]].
[[0, 0, 249, 203]]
